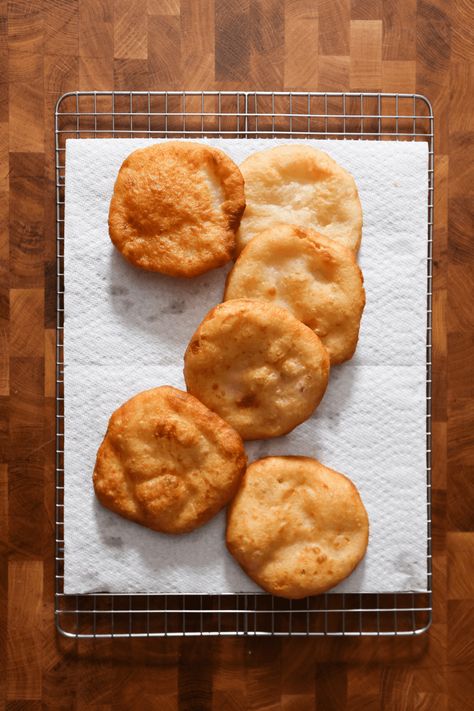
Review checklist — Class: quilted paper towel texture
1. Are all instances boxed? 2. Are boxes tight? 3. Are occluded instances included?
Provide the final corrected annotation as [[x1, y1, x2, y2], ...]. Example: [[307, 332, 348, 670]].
[[64, 138, 428, 594]]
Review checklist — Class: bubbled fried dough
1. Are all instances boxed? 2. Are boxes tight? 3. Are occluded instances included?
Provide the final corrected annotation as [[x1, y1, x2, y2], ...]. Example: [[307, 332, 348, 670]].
[[108, 141, 245, 277], [225, 224, 365, 364], [237, 144, 362, 254], [183, 299, 330, 440], [93, 386, 247, 534], [226, 457, 369, 599]]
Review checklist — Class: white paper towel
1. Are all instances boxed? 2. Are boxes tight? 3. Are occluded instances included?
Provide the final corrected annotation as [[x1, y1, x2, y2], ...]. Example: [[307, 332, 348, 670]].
[[64, 138, 429, 594]]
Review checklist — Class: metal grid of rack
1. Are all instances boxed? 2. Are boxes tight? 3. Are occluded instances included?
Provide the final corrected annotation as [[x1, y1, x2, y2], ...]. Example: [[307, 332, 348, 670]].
[[55, 91, 433, 638]]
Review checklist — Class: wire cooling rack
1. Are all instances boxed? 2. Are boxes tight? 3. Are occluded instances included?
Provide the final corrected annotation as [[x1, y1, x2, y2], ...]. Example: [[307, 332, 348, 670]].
[[55, 91, 433, 638]]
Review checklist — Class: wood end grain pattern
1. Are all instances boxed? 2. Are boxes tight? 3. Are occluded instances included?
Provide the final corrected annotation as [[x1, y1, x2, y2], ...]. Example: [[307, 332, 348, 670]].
[[0, 0, 473, 708]]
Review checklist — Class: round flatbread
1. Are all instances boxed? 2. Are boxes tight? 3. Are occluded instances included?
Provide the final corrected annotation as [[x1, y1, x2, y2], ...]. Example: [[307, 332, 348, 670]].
[[236, 144, 362, 253], [226, 456, 369, 599], [109, 141, 245, 277], [225, 224, 365, 364], [183, 299, 329, 440], [93, 386, 247, 534]]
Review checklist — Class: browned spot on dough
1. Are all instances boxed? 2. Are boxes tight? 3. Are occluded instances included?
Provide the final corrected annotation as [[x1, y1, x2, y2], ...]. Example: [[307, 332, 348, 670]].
[[154, 421, 177, 439], [238, 393, 258, 408], [293, 225, 308, 239]]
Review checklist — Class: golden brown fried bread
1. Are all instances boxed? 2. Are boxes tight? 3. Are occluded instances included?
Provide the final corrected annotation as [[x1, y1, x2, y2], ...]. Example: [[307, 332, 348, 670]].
[[237, 144, 362, 253], [183, 299, 329, 440], [226, 456, 369, 598], [109, 141, 245, 277], [93, 386, 247, 534], [225, 224, 365, 364]]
